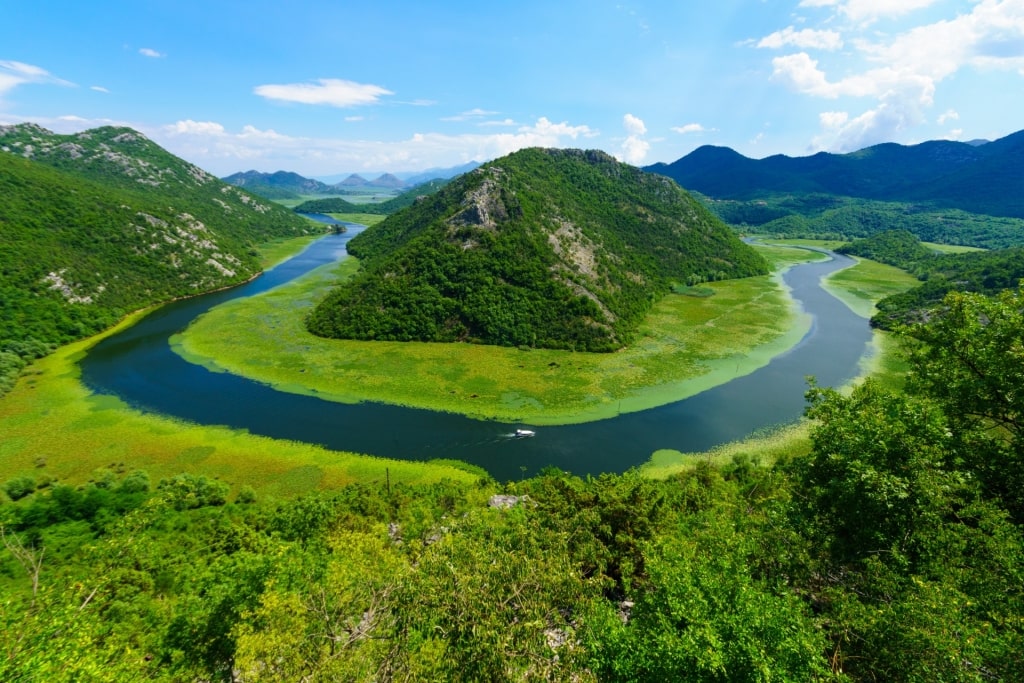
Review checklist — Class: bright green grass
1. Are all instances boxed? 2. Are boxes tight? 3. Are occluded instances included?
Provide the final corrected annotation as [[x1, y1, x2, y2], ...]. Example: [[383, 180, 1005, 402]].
[[255, 233, 326, 269], [0, 286, 480, 497], [175, 243, 825, 426], [328, 213, 387, 226], [923, 241, 986, 254], [822, 256, 920, 318]]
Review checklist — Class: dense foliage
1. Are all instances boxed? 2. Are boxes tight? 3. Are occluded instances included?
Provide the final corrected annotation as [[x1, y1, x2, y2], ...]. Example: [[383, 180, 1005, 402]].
[[3, 286, 1024, 681], [307, 148, 768, 351], [647, 130, 1024, 219], [0, 123, 317, 394], [835, 229, 935, 267], [705, 195, 1024, 249], [827, 228, 1024, 328], [293, 178, 452, 215]]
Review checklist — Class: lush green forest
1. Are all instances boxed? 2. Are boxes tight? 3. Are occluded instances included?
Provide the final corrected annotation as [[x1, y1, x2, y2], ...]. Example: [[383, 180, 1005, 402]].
[[0, 124, 318, 394], [703, 195, 1024, 249], [307, 148, 768, 352], [3, 286, 1023, 681], [833, 230, 1024, 328], [293, 178, 451, 215]]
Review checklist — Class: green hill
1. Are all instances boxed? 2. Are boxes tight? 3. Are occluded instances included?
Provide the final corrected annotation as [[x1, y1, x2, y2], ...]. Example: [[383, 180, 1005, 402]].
[[306, 148, 767, 352], [0, 123, 319, 392]]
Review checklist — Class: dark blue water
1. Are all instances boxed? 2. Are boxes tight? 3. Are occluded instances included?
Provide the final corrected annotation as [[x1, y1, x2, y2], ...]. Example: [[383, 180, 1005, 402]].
[[81, 222, 870, 481]]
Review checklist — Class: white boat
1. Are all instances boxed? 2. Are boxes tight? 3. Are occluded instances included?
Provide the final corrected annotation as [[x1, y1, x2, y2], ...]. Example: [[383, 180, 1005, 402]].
[[514, 429, 536, 438]]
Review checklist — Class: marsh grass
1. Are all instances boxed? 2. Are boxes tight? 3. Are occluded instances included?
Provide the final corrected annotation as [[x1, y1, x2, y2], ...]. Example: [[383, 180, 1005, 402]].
[[822, 257, 920, 318], [176, 244, 825, 425]]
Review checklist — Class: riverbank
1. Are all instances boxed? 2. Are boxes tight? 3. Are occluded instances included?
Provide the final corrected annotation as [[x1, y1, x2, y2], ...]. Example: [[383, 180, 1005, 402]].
[[174, 243, 826, 425], [639, 245, 920, 477], [0, 234, 482, 497]]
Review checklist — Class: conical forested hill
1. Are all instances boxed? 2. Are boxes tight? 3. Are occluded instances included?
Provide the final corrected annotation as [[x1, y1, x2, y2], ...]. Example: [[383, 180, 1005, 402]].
[[307, 148, 767, 352]]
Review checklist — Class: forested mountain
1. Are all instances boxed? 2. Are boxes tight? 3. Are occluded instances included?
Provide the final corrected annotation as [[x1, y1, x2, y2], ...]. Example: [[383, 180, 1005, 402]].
[[221, 170, 333, 199], [647, 129, 1024, 219], [307, 147, 767, 351], [294, 177, 452, 215], [0, 123, 318, 392]]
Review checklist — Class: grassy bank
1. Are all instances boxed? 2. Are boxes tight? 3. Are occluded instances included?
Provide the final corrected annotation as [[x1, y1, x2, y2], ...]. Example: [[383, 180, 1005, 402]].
[[0, 234, 480, 496], [175, 243, 823, 425]]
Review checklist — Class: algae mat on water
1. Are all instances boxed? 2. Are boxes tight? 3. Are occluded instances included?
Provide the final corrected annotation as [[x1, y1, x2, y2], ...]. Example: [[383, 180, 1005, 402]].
[[174, 244, 825, 425]]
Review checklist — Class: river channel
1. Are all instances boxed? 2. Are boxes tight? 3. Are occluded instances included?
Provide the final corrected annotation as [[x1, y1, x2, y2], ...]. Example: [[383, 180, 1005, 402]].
[[81, 221, 871, 481]]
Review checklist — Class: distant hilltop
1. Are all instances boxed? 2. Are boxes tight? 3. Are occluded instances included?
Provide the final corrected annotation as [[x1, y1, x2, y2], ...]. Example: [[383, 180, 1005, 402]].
[[223, 161, 481, 200]]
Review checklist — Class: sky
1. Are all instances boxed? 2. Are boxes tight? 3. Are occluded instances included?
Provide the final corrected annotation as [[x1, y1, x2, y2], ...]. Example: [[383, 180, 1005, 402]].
[[1, 0, 1023, 178]]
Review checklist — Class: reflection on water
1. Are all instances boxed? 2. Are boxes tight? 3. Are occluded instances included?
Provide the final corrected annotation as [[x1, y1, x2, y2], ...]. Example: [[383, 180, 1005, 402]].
[[81, 225, 870, 481]]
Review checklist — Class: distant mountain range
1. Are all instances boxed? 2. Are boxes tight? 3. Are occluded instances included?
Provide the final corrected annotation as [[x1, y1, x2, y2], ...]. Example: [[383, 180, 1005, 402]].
[[645, 130, 1024, 219], [224, 162, 482, 200]]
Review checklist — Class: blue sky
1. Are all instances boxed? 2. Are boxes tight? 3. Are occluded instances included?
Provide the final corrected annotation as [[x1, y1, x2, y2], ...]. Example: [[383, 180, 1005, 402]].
[[2, 0, 1022, 177]]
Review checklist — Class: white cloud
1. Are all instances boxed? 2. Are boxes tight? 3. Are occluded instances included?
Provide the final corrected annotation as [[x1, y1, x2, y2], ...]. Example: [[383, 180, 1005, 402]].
[[344, 116, 364, 122], [0, 60, 74, 98], [671, 123, 708, 134], [937, 108, 959, 124], [166, 119, 226, 136], [90, 85, 110, 93], [148, 116, 597, 176], [775, 0, 1024, 152], [617, 114, 649, 164], [758, 26, 843, 50], [442, 107, 499, 122], [139, 48, 165, 58], [478, 118, 519, 127], [253, 78, 393, 108], [623, 113, 647, 136]]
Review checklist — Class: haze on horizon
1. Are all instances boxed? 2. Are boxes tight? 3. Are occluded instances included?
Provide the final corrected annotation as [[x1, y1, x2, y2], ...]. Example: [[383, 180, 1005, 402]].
[[2, 0, 1022, 177]]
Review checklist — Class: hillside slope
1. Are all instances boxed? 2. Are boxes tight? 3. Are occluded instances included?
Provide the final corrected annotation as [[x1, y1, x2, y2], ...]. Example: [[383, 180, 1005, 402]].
[[0, 123, 318, 389], [307, 148, 767, 352]]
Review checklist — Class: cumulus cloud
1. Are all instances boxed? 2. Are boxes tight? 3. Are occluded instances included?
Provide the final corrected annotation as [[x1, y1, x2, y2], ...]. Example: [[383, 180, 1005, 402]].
[[937, 108, 959, 124], [671, 123, 709, 134], [151, 116, 596, 176], [0, 60, 74, 98], [139, 48, 165, 58], [775, 0, 1024, 152], [758, 26, 843, 50], [623, 113, 647, 136], [616, 114, 649, 164], [253, 78, 393, 108]]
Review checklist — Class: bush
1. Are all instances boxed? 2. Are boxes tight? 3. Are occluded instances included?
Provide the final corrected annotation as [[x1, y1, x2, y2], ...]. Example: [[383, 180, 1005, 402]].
[[3, 476, 36, 501]]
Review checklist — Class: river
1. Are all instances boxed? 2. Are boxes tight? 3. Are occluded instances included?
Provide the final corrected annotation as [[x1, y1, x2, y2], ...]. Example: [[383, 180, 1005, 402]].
[[80, 221, 870, 481]]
